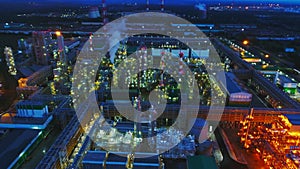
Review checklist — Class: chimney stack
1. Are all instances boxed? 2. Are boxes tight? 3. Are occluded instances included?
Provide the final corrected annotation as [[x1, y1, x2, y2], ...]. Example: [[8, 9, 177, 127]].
[[146, 0, 149, 11], [102, 0, 108, 25], [161, 0, 164, 12]]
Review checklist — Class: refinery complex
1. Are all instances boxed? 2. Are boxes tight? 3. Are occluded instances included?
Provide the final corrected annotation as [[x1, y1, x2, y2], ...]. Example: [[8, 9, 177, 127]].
[[1, 0, 300, 169]]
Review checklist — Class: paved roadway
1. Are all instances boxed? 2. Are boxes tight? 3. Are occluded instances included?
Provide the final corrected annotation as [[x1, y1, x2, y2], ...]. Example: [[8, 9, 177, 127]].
[[20, 126, 61, 169], [0, 129, 39, 169], [248, 87, 269, 108], [214, 128, 248, 169], [240, 43, 300, 90]]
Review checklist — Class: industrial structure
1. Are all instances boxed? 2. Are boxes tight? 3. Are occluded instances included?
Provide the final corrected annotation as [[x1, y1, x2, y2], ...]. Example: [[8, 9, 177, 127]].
[[89, 6, 101, 19], [4, 46, 17, 75], [102, 0, 108, 25], [32, 30, 300, 169], [32, 31, 52, 65], [16, 100, 49, 118], [1, 2, 300, 169]]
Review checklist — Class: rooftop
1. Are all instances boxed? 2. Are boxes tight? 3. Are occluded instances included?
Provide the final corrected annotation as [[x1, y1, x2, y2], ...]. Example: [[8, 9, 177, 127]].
[[0, 129, 40, 169], [0, 113, 52, 130]]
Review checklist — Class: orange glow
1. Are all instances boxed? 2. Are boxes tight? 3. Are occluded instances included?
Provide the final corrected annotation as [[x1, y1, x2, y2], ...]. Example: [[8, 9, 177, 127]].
[[238, 113, 300, 168], [55, 31, 62, 36], [243, 58, 261, 63], [18, 78, 28, 88], [240, 51, 245, 56], [265, 54, 270, 58], [262, 64, 268, 69], [243, 40, 249, 45], [2, 113, 11, 117]]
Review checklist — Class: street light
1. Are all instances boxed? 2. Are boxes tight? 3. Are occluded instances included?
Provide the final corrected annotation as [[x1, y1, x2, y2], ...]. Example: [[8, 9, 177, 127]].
[[242, 40, 249, 45], [55, 31, 62, 36]]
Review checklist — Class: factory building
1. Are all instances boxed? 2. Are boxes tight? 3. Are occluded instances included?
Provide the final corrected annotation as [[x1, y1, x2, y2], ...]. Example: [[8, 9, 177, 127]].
[[4, 46, 17, 75], [150, 48, 210, 59], [32, 31, 52, 65], [89, 6, 101, 18], [26, 65, 53, 86], [82, 151, 162, 169], [16, 78, 39, 99], [218, 72, 252, 107], [16, 100, 49, 118]]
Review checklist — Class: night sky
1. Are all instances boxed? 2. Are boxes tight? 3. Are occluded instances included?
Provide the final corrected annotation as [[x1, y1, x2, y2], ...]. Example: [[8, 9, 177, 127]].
[[0, 0, 299, 5]]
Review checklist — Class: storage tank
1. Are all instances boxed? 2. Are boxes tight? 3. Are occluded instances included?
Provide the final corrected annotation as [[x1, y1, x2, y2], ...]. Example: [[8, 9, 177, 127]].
[[88, 6, 100, 19]]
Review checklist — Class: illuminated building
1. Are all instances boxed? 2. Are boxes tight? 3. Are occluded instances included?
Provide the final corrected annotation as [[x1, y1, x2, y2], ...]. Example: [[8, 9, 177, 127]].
[[277, 75, 298, 95], [238, 108, 254, 149], [16, 78, 39, 99], [238, 113, 300, 168], [17, 38, 32, 57], [51, 31, 73, 95], [254, 65, 279, 84], [56, 31, 67, 65], [32, 31, 52, 65], [4, 46, 17, 75], [218, 72, 252, 107], [18, 78, 28, 88], [16, 100, 49, 118]]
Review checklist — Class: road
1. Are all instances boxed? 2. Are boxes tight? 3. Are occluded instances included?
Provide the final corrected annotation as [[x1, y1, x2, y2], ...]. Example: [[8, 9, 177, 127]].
[[246, 45, 300, 84], [214, 128, 248, 169], [20, 125, 61, 169], [0, 129, 39, 169]]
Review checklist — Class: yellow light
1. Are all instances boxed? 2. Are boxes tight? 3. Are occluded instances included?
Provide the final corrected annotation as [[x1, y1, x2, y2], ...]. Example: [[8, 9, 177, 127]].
[[243, 40, 249, 45], [262, 65, 269, 70], [55, 31, 62, 36], [265, 54, 270, 58]]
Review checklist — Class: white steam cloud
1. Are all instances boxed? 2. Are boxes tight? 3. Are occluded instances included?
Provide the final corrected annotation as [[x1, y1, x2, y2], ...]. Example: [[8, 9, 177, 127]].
[[195, 3, 206, 11], [108, 19, 127, 63]]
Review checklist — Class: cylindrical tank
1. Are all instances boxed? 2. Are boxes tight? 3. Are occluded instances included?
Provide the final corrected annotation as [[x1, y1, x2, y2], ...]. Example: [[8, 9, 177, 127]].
[[89, 6, 100, 19]]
